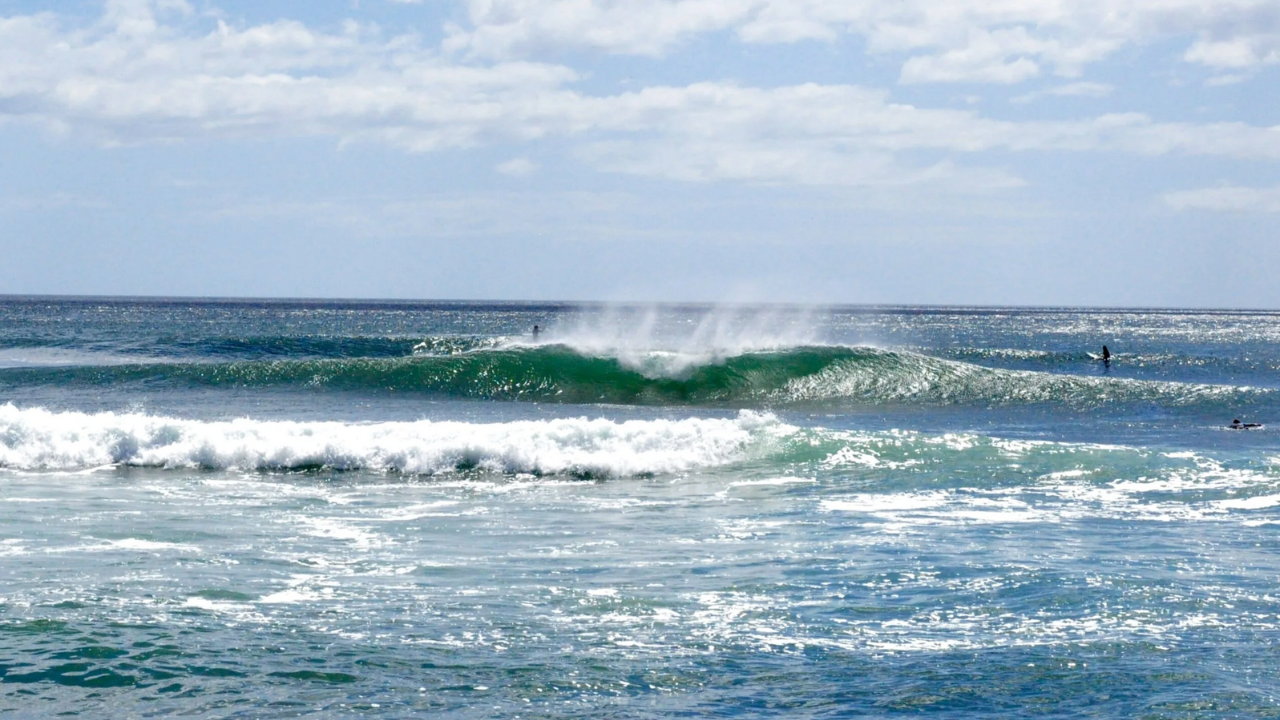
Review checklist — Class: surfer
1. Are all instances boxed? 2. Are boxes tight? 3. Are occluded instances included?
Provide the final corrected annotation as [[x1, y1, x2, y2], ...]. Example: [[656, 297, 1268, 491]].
[[1229, 418, 1263, 430], [532, 325, 540, 340]]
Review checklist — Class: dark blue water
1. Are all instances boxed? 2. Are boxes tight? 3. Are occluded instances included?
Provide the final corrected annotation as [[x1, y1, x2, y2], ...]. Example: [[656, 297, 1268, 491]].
[[1, 298, 1278, 717]]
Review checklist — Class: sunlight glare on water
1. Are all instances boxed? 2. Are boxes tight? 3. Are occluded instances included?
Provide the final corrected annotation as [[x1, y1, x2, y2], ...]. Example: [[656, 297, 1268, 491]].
[[1, 300, 1279, 717]]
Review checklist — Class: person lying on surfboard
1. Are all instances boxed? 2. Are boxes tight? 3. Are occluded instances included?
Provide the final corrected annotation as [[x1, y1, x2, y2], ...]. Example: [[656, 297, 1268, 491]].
[[1230, 418, 1263, 429]]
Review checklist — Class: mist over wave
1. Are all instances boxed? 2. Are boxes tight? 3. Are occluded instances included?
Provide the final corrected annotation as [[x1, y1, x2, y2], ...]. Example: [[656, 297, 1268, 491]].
[[519, 305, 824, 379]]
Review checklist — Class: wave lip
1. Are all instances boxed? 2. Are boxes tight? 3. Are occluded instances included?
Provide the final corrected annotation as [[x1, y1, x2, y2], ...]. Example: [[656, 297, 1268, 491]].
[[0, 404, 793, 477]]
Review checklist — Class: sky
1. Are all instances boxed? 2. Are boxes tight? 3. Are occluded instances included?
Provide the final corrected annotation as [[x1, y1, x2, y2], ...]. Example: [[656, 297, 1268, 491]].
[[0, 0, 1278, 307]]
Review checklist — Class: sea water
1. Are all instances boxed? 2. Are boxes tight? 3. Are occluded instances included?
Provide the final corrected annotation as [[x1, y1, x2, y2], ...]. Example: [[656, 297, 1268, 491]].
[[1, 298, 1279, 717]]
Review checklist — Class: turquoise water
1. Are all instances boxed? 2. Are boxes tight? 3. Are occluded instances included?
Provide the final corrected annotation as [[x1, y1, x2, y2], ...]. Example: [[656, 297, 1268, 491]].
[[1, 299, 1279, 717]]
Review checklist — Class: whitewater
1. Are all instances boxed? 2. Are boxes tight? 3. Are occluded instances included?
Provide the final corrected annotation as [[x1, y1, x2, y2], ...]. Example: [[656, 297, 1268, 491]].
[[0, 404, 790, 475], [2, 298, 1280, 718]]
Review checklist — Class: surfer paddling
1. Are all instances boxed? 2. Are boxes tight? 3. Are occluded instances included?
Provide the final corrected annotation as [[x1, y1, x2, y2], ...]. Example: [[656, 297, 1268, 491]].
[[1229, 418, 1264, 430], [1090, 344, 1111, 370]]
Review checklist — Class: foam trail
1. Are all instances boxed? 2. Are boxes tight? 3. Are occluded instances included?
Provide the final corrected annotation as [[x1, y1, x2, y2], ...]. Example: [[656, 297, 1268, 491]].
[[0, 404, 792, 476]]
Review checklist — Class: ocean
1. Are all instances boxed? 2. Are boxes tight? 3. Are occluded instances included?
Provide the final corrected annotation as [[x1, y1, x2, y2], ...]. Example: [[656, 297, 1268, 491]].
[[1, 297, 1278, 718]]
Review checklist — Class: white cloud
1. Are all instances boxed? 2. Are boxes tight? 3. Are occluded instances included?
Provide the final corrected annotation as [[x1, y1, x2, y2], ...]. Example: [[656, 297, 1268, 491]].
[[1012, 81, 1114, 104], [496, 157, 537, 175], [1164, 185, 1280, 213], [1049, 81, 1114, 97], [445, 0, 1280, 83], [1185, 35, 1280, 69], [901, 53, 1041, 85], [1205, 73, 1248, 86], [3, 2, 1280, 191], [579, 140, 1026, 189], [0, 2, 584, 148], [444, 0, 757, 58], [581, 83, 1280, 161]]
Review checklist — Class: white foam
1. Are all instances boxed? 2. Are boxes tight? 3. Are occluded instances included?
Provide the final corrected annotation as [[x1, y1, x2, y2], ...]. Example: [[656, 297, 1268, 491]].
[[370, 501, 462, 521], [822, 493, 951, 514], [259, 588, 323, 604], [1216, 494, 1280, 510], [183, 596, 257, 617], [41, 538, 203, 555], [106, 538, 201, 553], [0, 404, 789, 477], [0, 347, 146, 369], [1040, 469, 1090, 480], [728, 476, 816, 488], [822, 447, 882, 468], [295, 517, 385, 549]]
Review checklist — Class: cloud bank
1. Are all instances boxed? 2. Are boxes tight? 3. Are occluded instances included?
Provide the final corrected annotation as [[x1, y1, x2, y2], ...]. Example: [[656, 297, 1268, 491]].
[[0, 0, 1277, 190], [447, 0, 1280, 82], [1165, 185, 1280, 213]]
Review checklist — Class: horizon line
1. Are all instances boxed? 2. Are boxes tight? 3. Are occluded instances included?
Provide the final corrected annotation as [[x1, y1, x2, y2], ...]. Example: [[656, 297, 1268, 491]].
[[0, 293, 1277, 314]]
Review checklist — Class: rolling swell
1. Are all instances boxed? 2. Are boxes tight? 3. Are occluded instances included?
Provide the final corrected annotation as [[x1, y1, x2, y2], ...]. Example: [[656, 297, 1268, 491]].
[[0, 334, 498, 361], [0, 345, 851, 404], [0, 344, 1268, 410], [781, 349, 1269, 409]]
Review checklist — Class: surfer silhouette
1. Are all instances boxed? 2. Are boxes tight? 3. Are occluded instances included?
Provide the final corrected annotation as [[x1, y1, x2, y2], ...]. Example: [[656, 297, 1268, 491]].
[[532, 325, 540, 340], [1230, 418, 1263, 430]]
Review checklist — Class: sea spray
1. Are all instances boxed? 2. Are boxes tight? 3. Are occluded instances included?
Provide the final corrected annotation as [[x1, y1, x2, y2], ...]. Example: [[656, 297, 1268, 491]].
[[522, 304, 826, 379]]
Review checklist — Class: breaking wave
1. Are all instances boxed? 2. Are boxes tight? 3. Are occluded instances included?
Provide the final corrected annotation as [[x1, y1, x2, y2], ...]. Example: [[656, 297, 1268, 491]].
[[0, 342, 1267, 411], [0, 404, 794, 476]]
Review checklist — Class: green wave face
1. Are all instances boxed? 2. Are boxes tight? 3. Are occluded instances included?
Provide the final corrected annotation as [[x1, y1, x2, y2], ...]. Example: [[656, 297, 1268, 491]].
[[0, 345, 861, 405], [0, 343, 1267, 410]]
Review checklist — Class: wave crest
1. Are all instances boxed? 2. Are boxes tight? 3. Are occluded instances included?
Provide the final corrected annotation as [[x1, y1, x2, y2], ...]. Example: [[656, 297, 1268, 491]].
[[0, 404, 792, 476]]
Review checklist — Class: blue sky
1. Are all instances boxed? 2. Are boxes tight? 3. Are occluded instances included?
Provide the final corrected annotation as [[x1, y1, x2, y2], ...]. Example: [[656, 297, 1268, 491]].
[[1, 0, 1278, 306]]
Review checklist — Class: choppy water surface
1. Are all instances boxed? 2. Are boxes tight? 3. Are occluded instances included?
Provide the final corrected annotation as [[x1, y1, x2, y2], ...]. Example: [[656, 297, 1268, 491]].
[[2, 298, 1279, 718]]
